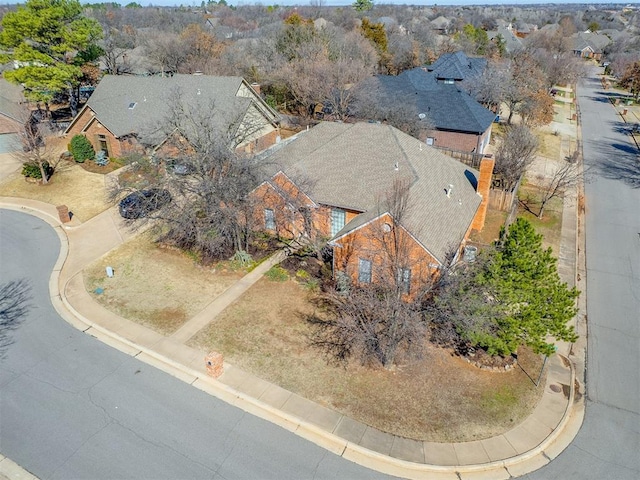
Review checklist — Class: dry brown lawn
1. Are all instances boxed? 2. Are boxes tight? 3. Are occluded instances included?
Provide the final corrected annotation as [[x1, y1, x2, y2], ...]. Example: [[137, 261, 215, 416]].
[[469, 208, 507, 246], [190, 278, 545, 442], [517, 184, 564, 253], [0, 158, 112, 222], [536, 131, 562, 160], [83, 233, 243, 335]]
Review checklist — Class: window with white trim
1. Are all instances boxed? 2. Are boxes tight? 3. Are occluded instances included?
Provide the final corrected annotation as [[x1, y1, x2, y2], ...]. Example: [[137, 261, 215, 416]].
[[331, 208, 346, 237], [358, 258, 372, 284], [264, 208, 275, 230], [397, 267, 411, 294]]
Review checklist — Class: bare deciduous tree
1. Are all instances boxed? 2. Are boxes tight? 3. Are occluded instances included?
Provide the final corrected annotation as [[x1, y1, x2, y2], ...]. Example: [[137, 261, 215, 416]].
[[308, 179, 430, 369], [110, 91, 272, 262], [14, 114, 61, 185], [494, 124, 539, 191], [534, 162, 582, 219]]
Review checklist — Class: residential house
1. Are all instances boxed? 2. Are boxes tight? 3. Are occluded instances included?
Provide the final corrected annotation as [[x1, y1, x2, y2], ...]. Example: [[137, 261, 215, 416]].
[[356, 67, 496, 155], [426, 51, 487, 84], [251, 122, 494, 292], [64, 74, 280, 158], [430, 16, 450, 35], [570, 31, 611, 61], [487, 24, 523, 54]]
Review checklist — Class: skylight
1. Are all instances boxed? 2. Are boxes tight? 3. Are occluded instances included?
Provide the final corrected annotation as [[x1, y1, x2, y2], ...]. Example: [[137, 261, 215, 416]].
[[128, 102, 137, 110]]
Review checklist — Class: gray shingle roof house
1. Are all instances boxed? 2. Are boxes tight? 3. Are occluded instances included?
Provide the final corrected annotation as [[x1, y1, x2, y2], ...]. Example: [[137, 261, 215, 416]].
[[356, 68, 496, 154], [570, 31, 611, 61], [65, 74, 280, 158], [487, 25, 523, 54], [427, 51, 487, 83], [258, 121, 492, 267]]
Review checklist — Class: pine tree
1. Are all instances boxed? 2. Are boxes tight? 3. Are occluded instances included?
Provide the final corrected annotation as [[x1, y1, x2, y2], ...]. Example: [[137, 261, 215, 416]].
[[0, 0, 103, 116], [478, 218, 579, 356]]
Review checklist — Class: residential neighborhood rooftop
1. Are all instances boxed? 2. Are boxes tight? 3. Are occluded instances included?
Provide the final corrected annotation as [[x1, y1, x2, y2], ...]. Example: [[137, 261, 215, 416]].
[[263, 121, 482, 264]]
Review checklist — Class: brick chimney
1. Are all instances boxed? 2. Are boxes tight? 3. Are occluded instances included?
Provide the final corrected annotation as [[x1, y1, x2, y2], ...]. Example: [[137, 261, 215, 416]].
[[251, 82, 261, 95], [471, 157, 495, 232]]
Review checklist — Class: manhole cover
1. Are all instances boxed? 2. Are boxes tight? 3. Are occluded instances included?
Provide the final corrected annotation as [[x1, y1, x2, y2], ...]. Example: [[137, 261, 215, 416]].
[[549, 384, 562, 393]]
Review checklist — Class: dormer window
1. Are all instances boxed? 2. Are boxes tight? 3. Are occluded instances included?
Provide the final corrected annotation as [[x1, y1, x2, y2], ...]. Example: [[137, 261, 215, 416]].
[[128, 102, 137, 109]]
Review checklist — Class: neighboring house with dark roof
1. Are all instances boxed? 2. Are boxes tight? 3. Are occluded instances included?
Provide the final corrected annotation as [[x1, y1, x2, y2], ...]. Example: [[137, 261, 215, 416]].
[[64, 74, 280, 158], [427, 51, 487, 84], [250, 122, 494, 292], [356, 68, 496, 154], [570, 31, 611, 61]]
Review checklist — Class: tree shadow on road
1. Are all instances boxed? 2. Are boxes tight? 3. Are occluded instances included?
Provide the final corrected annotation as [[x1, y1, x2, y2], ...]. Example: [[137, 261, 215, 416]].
[[0, 279, 32, 359], [589, 139, 640, 189]]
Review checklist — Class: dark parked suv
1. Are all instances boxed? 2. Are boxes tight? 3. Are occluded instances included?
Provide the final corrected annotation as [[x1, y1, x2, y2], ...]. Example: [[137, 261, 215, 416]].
[[118, 188, 172, 219]]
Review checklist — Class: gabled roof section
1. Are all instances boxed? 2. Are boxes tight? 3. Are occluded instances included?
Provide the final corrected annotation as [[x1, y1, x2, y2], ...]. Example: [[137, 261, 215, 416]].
[[571, 31, 611, 53], [359, 69, 496, 134], [427, 51, 486, 82], [75, 74, 279, 146], [262, 122, 482, 264]]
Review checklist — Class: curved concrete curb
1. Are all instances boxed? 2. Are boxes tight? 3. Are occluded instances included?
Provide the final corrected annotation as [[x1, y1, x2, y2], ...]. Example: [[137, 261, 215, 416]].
[[0, 200, 586, 480]]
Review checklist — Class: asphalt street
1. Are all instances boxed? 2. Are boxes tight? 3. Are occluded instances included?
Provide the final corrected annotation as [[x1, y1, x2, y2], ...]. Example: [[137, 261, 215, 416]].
[[0, 209, 393, 480], [524, 69, 640, 479]]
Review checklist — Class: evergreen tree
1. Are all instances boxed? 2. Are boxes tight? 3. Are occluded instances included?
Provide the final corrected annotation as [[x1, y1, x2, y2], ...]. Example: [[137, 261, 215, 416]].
[[432, 218, 579, 358], [0, 0, 103, 116], [477, 218, 579, 356]]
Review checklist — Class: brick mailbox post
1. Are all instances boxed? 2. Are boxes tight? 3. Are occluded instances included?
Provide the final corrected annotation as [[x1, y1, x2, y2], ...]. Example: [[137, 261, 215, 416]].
[[205, 352, 224, 378]]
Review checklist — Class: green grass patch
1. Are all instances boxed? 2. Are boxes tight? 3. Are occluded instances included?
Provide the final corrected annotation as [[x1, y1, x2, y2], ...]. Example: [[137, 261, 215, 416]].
[[265, 265, 289, 281]]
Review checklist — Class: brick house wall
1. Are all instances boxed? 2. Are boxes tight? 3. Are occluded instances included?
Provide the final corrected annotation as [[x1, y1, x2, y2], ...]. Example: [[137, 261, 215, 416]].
[[66, 107, 129, 158], [470, 157, 495, 232], [425, 125, 492, 154], [249, 172, 361, 243], [67, 105, 279, 159], [332, 213, 440, 294]]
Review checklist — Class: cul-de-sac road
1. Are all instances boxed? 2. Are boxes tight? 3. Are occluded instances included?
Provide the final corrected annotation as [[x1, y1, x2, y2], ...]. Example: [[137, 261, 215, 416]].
[[524, 69, 640, 479], [0, 210, 393, 479]]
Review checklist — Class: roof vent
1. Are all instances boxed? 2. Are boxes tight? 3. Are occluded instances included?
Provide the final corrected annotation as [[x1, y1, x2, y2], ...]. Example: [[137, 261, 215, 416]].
[[197, 88, 201, 95], [128, 102, 137, 110], [193, 71, 203, 75], [394, 161, 399, 171], [418, 113, 426, 119], [446, 184, 453, 197]]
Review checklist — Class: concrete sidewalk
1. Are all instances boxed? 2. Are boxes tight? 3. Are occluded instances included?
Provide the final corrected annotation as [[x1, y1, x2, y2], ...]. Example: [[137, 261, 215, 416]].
[[0, 188, 586, 479]]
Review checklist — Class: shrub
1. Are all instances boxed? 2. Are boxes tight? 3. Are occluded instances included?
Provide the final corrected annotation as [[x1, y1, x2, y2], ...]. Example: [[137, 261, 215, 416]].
[[230, 250, 254, 269], [295, 269, 310, 280], [95, 150, 109, 166], [21, 161, 51, 180], [265, 265, 289, 282], [70, 135, 95, 163]]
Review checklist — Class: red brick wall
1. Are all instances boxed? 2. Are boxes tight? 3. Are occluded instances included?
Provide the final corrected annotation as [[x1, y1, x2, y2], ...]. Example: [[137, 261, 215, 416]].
[[333, 214, 439, 294], [426, 126, 491, 154], [470, 157, 495, 232]]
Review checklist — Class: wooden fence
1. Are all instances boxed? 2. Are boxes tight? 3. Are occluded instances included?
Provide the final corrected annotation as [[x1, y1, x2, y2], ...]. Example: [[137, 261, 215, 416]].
[[488, 188, 515, 211], [434, 147, 484, 169]]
